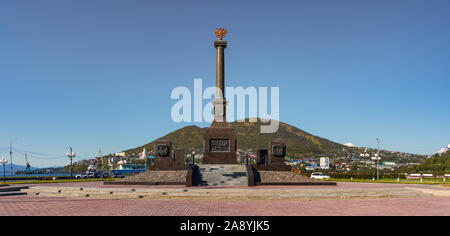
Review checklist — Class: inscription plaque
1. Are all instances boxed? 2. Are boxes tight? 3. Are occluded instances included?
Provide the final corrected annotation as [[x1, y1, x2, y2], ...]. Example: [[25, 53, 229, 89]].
[[210, 139, 230, 152]]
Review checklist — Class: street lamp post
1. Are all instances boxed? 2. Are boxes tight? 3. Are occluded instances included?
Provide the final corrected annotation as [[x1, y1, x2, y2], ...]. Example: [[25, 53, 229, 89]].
[[1, 157, 8, 183], [9, 138, 17, 176], [192, 150, 195, 165], [142, 148, 148, 171], [66, 147, 76, 179], [145, 154, 148, 171], [376, 138, 381, 180], [149, 151, 154, 166]]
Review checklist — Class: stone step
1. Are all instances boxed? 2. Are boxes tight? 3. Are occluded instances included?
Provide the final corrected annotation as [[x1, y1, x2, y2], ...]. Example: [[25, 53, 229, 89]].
[[194, 164, 248, 186], [0, 186, 29, 192], [0, 186, 29, 197], [0, 191, 27, 197]]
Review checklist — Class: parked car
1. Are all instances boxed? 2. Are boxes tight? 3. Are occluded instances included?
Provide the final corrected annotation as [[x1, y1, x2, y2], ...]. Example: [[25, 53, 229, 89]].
[[75, 173, 87, 179], [112, 173, 125, 178], [310, 172, 330, 180], [96, 171, 111, 178], [102, 172, 111, 178], [93, 171, 104, 178], [86, 172, 96, 178]]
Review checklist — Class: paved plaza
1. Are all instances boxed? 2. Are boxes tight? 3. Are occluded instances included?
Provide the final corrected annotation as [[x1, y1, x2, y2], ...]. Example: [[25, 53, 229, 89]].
[[1, 182, 449, 216]]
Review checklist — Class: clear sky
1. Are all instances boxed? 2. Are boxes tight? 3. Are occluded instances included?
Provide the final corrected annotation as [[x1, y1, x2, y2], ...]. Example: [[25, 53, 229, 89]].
[[1, 0, 449, 167]]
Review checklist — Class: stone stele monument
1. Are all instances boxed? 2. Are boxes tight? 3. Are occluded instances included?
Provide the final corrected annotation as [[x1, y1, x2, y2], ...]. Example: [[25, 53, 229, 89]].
[[202, 27, 237, 164]]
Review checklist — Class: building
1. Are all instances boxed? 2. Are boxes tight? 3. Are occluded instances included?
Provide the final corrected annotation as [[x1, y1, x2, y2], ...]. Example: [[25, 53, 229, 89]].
[[117, 159, 128, 170], [383, 161, 397, 167], [114, 152, 126, 157], [377, 165, 394, 170], [306, 165, 318, 171], [320, 157, 330, 169], [289, 160, 303, 166]]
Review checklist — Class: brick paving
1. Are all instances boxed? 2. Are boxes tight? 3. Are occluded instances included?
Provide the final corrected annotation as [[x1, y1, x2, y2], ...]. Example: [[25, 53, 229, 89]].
[[1, 182, 449, 216], [15, 181, 439, 189], [1, 195, 449, 216]]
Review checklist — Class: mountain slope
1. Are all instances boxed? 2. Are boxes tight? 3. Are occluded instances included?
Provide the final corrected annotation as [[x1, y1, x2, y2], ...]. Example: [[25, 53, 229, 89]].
[[124, 119, 344, 157]]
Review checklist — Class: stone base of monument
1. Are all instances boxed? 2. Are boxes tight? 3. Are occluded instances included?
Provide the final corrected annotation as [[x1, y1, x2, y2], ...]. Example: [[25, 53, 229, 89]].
[[256, 171, 336, 186], [253, 163, 291, 171], [242, 139, 336, 185], [104, 170, 188, 186], [249, 165, 336, 186], [147, 165, 188, 171], [202, 127, 237, 164]]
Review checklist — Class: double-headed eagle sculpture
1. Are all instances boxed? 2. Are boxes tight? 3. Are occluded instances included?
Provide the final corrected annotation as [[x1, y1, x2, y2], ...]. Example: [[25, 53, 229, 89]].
[[214, 27, 227, 40]]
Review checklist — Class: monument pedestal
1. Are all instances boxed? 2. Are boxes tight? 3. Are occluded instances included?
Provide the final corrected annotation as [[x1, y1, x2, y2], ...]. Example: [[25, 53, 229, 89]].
[[154, 140, 172, 168], [202, 126, 237, 164], [150, 140, 188, 170], [254, 140, 290, 171], [172, 148, 188, 168], [268, 140, 286, 164]]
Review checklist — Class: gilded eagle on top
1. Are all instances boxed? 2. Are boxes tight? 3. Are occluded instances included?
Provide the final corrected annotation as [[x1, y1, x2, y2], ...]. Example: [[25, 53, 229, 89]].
[[214, 27, 227, 40]]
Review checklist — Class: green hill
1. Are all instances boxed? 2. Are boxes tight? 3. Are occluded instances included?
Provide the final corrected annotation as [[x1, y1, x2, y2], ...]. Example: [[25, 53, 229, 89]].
[[412, 151, 450, 172], [124, 119, 344, 157]]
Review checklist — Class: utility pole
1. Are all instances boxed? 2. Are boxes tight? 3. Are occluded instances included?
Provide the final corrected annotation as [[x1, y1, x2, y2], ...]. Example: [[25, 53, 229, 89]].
[[9, 138, 17, 176], [112, 155, 116, 175], [99, 149, 103, 171], [66, 147, 76, 179], [376, 138, 381, 180]]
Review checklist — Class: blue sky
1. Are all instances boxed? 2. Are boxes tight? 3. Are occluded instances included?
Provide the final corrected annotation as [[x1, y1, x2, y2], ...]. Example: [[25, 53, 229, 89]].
[[1, 0, 449, 167]]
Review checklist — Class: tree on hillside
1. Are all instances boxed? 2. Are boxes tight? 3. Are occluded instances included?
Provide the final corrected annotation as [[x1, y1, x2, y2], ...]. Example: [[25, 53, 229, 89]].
[[414, 152, 450, 172]]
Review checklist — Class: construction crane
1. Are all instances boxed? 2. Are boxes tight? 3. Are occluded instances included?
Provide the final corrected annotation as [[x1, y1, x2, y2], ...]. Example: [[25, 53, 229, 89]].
[[24, 153, 31, 173]]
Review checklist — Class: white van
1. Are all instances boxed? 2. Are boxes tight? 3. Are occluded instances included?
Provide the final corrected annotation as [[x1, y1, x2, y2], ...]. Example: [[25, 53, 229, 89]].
[[310, 172, 330, 180]]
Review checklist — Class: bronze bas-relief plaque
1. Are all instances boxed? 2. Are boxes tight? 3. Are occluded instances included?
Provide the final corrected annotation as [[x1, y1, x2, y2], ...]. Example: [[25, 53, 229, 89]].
[[268, 140, 286, 164], [210, 139, 230, 152], [272, 145, 285, 157], [155, 144, 170, 157]]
